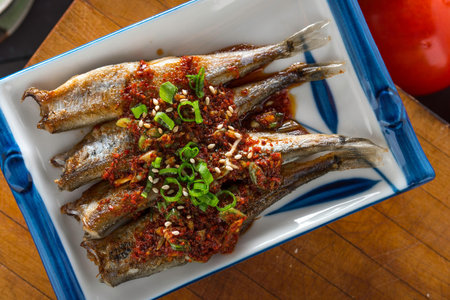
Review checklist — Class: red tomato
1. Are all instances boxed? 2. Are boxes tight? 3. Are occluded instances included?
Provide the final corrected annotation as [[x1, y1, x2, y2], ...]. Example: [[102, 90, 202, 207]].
[[358, 0, 450, 96]]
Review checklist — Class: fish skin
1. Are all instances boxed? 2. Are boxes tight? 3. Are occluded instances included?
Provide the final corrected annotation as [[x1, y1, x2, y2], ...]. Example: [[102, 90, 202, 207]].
[[53, 121, 134, 191], [80, 148, 380, 287], [61, 181, 151, 239], [234, 62, 345, 117], [247, 132, 386, 165], [22, 21, 330, 133]]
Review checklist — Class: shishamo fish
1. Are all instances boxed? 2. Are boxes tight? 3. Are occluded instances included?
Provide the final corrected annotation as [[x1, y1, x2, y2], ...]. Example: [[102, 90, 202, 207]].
[[22, 21, 330, 133], [81, 148, 381, 287]]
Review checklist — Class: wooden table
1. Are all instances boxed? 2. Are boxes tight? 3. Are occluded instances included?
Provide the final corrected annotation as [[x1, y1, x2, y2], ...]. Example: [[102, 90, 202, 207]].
[[1, 1, 449, 299]]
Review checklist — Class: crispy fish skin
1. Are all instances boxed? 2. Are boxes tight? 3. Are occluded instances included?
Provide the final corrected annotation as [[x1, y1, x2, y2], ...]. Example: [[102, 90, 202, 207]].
[[61, 181, 149, 239], [81, 148, 382, 287], [52, 121, 134, 191], [22, 21, 330, 133]]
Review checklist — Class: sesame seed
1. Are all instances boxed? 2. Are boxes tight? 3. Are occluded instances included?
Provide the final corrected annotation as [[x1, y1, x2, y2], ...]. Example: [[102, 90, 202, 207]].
[[173, 125, 179, 133], [207, 144, 215, 149], [161, 185, 170, 190], [152, 109, 156, 116], [214, 167, 221, 174], [219, 159, 226, 164], [180, 98, 188, 102], [217, 124, 224, 129], [187, 215, 192, 219], [138, 119, 144, 127], [153, 178, 160, 184], [182, 190, 188, 197], [190, 158, 195, 164], [228, 106, 234, 113], [153, 98, 159, 105], [158, 128, 163, 134], [209, 85, 216, 94], [225, 152, 232, 157], [225, 166, 233, 171], [152, 187, 159, 193], [152, 168, 159, 173], [172, 230, 180, 236], [166, 107, 173, 112], [174, 164, 180, 168], [148, 176, 153, 182], [182, 89, 188, 95], [234, 132, 242, 139], [226, 110, 233, 117], [235, 154, 242, 159], [265, 100, 274, 106], [247, 152, 253, 159], [155, 105, 160, 111], [177, 205, 184, 210], [167, 189, 174, 195], [205, 96, 210, 105], [143, 123, 151, 128], [164, 221, 172, 227], [250, 120, 260, 128], [142, 112, 148, 118], [228, 125, 235, 130]]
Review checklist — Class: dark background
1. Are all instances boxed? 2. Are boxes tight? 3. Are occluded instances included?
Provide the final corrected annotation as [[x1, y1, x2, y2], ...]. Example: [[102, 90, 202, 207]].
[[0, 0, 448, 122]]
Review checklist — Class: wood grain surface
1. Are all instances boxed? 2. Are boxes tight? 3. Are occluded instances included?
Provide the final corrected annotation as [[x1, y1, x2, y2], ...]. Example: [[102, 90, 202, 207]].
[[1, 0, 449, 299]]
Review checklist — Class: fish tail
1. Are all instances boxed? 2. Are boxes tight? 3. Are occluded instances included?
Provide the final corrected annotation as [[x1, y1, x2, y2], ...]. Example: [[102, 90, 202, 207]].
[[287, 61, 346, 82], [279, 20, 331, 57]]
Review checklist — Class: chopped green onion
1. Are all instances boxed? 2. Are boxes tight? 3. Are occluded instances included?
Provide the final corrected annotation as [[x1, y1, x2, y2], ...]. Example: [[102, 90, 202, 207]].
[[199, 192, 219, 207], [198, 202, 209, 212], [131, 103, 148, 119], [178, 143, 199, 162], [219, 207, 246, 221], [178, 162, 196, 182], [154, 112, 175, 130], [152, 157, 162, 168], [157, 201, 167, 212], [186, 67, 205, 98], [116, 118, 131, 128], [169, 241, 188, 251], [140, 179, 153, 198], [196, 162, 213, 185], [147, 127, 161, 138], [177, 101, 195, 122], [159, 82, 178, 104], [138, 135, 148, 150], [177, 101, 203, 124], [187, 180, 209, 198], [159, 168, 178, 175], [216, 190, 237, 211], [161, 177, 182, 202], [190, 196, 200, 206], [165, 208, 180, 221]]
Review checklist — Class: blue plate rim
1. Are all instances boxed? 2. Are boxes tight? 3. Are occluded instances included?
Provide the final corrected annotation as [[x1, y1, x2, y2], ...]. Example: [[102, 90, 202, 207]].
[[0, 0, 435, 299]]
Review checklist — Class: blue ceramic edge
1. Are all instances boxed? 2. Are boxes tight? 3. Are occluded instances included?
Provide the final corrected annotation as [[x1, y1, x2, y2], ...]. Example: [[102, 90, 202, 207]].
[[327, 0, 435, 186], [0, 109, 84, 299]]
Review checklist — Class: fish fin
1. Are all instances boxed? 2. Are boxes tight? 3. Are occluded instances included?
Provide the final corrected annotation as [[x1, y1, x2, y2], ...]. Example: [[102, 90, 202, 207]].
[[288, 61, 346, 82], [21, 87, 49, 105], [280, 20, 331, 56]]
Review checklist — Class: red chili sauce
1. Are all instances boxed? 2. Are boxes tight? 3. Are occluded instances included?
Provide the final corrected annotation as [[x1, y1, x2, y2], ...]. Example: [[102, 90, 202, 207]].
[[102, 56, 302, 263]]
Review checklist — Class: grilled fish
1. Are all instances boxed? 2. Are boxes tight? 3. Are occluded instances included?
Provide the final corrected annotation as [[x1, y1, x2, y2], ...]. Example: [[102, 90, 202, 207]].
[[53, 61, 344, 191], [22, 21, 330, 133], [62, 131, 384, 240], [81, 148, 381, 287]]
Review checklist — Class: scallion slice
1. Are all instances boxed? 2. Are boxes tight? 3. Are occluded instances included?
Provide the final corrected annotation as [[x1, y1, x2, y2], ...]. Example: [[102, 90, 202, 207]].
[[177, 101, 203, 124], [178, 162, 196, 182], [154, 112, 175, 130], [178, 143, 199, 162], [140, 179, 153, 198], [159, 82, 178, 104], [177, 101, 195, 122], [159, 168, 178, 175], [152, 157, 162, 168], [198, 192, 219, 207], [138, 135, 147, 150], [161, 177, 182, 202], [196, 162, 214, 185], [216, 190, 237, 211], [131, 103, 148, 119], [186, 67, 205, 98], [187, 180, 209, 198]]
